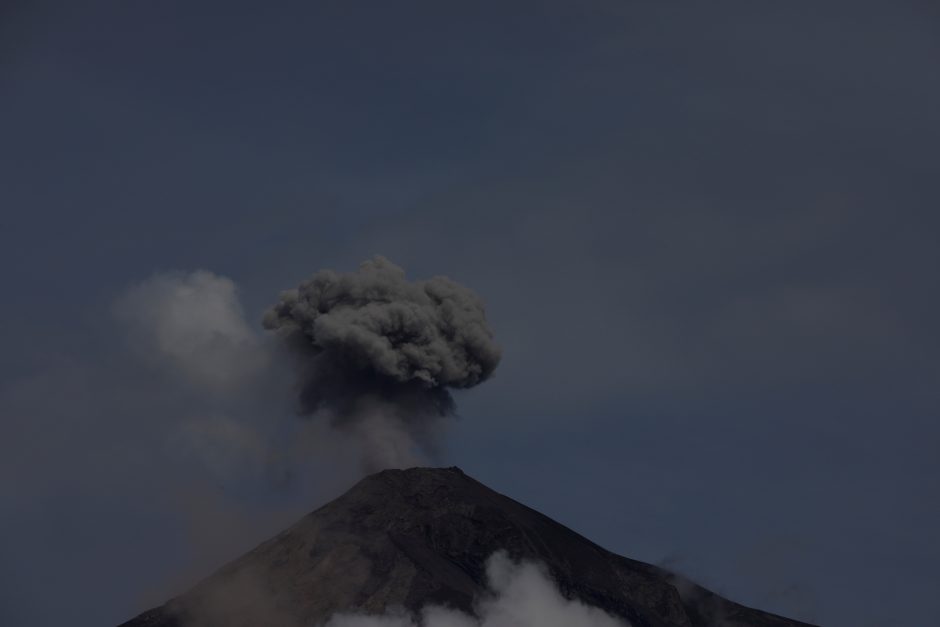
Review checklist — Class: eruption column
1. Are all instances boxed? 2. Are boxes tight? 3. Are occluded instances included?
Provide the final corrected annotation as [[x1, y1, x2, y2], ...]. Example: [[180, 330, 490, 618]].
[[263, 257, 501, 470]]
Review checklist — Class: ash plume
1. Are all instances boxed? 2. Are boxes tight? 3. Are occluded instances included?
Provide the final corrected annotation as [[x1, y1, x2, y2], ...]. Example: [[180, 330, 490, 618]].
[[262, 256, 501, 470]]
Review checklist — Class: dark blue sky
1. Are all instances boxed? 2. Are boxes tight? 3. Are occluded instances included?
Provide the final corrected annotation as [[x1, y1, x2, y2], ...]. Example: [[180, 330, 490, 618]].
[[2, 2, 939, 626]]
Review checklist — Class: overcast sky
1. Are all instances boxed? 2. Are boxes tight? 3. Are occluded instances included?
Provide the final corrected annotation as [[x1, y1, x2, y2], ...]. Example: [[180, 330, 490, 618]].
[[2, 2, 939, 626]]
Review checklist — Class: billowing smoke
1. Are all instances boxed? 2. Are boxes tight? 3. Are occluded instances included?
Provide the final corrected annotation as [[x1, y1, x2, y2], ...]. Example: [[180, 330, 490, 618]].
[[262, 256, 501, 471]]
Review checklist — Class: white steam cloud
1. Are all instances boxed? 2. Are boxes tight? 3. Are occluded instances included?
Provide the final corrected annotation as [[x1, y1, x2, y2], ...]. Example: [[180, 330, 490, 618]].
[[325, 552, 629, 627], [114, 270, 268, 392], [114, 269, 284, 485], [111, 270, 358, 598]]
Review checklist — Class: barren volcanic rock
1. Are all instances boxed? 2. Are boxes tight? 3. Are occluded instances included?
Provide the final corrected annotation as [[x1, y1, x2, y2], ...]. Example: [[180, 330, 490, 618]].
[[118, 467, 815, 627]]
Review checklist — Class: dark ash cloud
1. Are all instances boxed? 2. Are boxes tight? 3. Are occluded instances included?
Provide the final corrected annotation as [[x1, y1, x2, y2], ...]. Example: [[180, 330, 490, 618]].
[[263, 256, 501, 470]]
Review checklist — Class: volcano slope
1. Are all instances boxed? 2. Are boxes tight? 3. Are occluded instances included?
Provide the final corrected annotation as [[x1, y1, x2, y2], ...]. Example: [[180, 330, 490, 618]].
[[119, 467, 815, 627]]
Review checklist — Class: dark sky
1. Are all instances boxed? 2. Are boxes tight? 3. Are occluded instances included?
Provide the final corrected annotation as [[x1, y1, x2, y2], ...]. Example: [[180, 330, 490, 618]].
[[2, 1, 939, 626]]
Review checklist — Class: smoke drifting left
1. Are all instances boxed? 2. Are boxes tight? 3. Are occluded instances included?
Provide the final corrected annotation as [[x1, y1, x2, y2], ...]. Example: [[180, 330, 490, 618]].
[[115, 257, 500, 475]]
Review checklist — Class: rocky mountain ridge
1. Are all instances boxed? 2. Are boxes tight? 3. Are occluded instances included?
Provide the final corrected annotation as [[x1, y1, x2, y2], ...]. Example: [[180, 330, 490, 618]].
[[119, 467, 816, 627]]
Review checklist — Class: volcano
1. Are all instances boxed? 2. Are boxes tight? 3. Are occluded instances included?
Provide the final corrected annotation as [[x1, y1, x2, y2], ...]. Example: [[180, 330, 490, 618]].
[[119, 467, 814, 627]]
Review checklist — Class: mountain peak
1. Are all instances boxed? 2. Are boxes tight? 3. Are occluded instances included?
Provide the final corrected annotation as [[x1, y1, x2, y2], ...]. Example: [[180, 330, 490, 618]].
[[120, 467, 814, 627]]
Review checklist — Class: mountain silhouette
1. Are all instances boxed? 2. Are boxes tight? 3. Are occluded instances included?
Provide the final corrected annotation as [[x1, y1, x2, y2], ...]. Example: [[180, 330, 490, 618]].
[[119, 467, 815, 627]]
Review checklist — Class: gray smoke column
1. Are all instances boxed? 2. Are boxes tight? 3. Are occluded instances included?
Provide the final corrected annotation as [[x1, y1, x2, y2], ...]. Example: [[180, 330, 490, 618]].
[[262, 257, 501, 470]]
